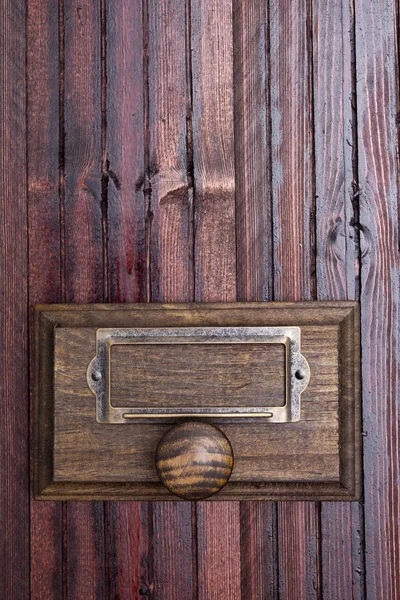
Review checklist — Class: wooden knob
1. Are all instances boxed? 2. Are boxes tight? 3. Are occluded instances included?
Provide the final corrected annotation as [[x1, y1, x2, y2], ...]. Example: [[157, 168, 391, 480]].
[[155, 422, 234, 500]]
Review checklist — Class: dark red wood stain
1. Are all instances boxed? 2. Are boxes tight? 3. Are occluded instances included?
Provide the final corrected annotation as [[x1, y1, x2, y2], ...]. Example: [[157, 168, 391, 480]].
[[356, 0, 400, 598], [27, 0, 63, 597], [2, 0, 399, 597], [62, 1, 106, 598], [313, 2, 364, 598], [0, 1, 29, 598]]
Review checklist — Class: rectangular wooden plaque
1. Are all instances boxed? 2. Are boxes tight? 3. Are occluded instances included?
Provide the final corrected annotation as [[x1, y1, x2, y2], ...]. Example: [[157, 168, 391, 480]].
[[34, 302, 361, 501]]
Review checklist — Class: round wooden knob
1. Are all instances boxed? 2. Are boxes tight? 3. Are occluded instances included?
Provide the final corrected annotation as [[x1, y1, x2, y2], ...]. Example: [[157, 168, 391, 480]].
[[155, 422, 234, 500]]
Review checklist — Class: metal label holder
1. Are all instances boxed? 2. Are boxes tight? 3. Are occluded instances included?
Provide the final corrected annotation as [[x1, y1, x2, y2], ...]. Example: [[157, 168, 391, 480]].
[[87, 326, 310, 424]]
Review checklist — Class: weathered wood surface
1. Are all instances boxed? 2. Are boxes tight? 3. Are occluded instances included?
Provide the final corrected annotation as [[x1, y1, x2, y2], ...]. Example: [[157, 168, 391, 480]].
[[268, 0, 319, 596], [27, 0, 63, 596], [62, 1, 106, 598], [146, 1, 195, 598], [313, 1, 365, 598], [110, 342, 286, 408], [355, 1, 400, 598], [2, 0, 398, 597], [0, 0, 29, 598]]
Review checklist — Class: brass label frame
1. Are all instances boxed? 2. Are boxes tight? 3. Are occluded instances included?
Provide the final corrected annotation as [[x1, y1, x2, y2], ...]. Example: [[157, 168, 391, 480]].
[[87, 326, 310, 423]]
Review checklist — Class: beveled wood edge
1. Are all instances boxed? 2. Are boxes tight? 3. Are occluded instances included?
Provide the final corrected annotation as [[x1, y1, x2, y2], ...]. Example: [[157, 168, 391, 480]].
[[33, 309, 56, 498], [337, 302, 362, 500], [33, 301, 362, 501], [35, 481, 359, 502]]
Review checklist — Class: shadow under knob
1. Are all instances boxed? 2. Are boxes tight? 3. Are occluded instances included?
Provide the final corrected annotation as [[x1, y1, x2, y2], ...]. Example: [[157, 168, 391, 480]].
[[155, 421, 234, 500]]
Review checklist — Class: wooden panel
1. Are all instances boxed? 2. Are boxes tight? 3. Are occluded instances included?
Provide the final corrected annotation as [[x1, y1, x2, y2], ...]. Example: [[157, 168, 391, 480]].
[[0, 0, 29, 597], [107, 502, 151, 600], [51, 323, 340, 484], [110, 343, 286, 408], [355, 0, 400, 598], [33, 302, 359, 502], [313, 0, 365, 597], [27, 0, 63, 596], [12, 0, 400, 595], [62, 0, 105, 597]]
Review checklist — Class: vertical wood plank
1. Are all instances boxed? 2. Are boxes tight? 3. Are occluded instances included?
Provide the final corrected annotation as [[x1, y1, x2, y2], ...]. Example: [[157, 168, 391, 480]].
[[234, 0, 273, 303], [0, 0, 29, 597], [108, 503, 152, 600], [197, 504, 241, 600], [313, 1, 365, 598], [355, 0, 400, 598], [63, 0, 104, 303], [148, 0, 194, 302], [191, 1, 241, 598], [269, 0, 320, 597], [62, 1, 106, 597], [106, 0, 147, 303], [192, 0, 237, 303], [153, 503, 194, 599], [314, 0, 358, 302], [105, 1, 150, 598], [277, 503, 320, 599], [147, 1, 195, 598], [240, 503, 278, 600], [270, 0, 314, 300], [233, 1, 278, 598], [27, 0, 63, 597]]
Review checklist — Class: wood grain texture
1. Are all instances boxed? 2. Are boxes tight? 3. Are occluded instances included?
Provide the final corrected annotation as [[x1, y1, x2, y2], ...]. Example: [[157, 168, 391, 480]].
[[278, 503, 320, 599], [0, 0, 29, 597], [269, 0, 319, 596], [14, 0, 400, 595], [156, 422, 234, 500], [152, 503, 194, 598], [110, 343, 286, 408], [355, 0, 400, 598], [106, 0, 146, 302], [107, 502, 151, 600], [148, 0, 193, 302], [192, 0, 236, 303], [50, 322, 342, 485], [240, 503, 278, 600], [313, 1, 365, 598], [62, 1, 105, 597], [197, 503, 241, 600], [234, 0, 273, 303], [27, 0, 63, 596], [270, 0, 314, 301]]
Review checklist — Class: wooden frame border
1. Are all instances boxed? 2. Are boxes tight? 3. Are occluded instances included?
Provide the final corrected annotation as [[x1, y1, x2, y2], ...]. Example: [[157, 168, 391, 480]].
[[34, 302, 361, 501]]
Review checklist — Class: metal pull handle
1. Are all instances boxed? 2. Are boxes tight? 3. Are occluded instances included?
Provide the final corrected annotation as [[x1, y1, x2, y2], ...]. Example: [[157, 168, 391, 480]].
[[155, 421, 234, 499]]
